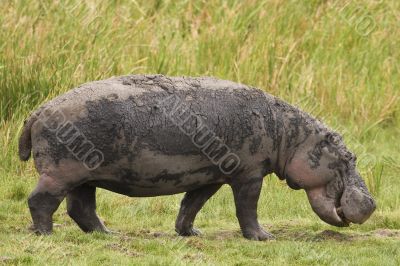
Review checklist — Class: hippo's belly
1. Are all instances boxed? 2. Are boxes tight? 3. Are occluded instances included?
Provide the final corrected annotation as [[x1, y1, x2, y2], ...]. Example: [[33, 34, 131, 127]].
[[88, 151, 228, 196], [89, 165, 226, 197]]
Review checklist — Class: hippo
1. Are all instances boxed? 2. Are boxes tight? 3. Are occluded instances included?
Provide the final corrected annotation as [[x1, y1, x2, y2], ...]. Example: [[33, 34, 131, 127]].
[[19, 74, 376, 240]]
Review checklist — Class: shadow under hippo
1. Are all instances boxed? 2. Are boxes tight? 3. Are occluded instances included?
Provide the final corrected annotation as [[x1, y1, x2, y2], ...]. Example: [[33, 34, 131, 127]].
[[19, 74, 376, 240]]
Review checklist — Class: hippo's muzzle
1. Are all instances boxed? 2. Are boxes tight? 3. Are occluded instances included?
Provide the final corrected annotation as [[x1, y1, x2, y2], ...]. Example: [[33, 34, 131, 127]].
[[306, 184, 376, 227], [339, 185, 376, 224]]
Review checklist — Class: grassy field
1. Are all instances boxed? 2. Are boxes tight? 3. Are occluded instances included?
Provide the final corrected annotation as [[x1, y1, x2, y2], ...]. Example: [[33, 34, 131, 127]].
[[0, 0, 399, 265]]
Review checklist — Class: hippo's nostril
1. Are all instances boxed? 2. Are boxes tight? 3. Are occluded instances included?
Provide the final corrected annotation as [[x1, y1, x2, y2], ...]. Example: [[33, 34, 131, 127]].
[[369, 197, 377, 211], [340, 186, 376, 224]]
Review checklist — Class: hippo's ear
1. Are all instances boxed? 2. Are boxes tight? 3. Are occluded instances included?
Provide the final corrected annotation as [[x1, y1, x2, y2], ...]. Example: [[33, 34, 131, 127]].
[[325, 132, 341, 145]]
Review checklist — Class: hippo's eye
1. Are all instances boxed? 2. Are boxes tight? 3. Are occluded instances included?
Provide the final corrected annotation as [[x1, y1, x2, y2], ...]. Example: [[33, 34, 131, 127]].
[[345, 152, 356, 162]]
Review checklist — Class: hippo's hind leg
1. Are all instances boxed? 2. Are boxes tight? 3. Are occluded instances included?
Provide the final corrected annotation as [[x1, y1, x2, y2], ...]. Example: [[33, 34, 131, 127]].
[[175, 183, 222, 236], [231, 178, 275, 241], [28, 173, 66, 235], [67, 184, 109, 233]]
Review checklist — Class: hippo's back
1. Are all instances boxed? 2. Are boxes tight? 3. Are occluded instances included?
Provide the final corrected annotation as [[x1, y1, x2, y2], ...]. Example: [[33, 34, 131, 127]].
[[41, 74, 255, 108], [34, 75, 267, 153]]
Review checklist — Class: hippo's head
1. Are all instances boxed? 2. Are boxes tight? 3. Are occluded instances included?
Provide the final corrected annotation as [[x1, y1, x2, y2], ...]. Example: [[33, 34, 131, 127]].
[[284, 130, 376, 227]]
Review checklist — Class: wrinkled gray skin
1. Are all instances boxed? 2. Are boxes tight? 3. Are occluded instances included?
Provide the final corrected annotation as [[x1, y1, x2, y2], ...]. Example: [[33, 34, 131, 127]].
[[19, 75, 376, 240]]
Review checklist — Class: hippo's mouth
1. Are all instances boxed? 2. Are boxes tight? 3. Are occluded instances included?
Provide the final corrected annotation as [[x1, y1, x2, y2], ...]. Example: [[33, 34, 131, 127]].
[[285, 176, 302, 190], [335, 207, 351, 226], [306, 186, 353, 227]]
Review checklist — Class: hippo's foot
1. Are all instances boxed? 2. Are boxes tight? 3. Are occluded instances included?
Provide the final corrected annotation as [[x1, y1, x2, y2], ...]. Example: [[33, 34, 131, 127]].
[[176, 227, 202, 237], [29, 224, 52, 235], [242, 227, 275, 241]]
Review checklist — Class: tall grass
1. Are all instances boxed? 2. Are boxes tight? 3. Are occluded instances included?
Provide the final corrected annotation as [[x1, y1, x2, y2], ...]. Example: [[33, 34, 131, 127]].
[[1, 0, 398, 194], [0, 1, 399, 264]]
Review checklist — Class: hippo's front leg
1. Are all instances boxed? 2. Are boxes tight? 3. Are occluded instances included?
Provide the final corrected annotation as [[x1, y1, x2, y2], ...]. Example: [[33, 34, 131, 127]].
[[231, 178, 275, 241], [175, 184, 222, 236]]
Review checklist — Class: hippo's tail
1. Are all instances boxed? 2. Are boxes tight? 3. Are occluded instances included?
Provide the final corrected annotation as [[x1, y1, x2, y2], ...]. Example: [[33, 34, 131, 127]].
[[19, 113, 39, 161]]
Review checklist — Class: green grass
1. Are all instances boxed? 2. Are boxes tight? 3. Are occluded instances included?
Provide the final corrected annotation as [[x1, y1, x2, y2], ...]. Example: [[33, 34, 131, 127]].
[[0, 0, 399, 265]]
